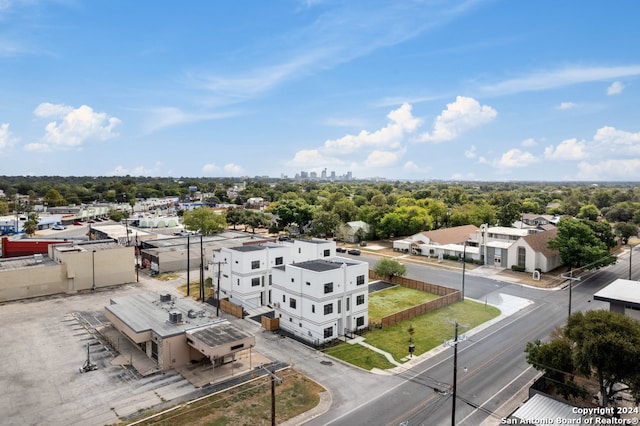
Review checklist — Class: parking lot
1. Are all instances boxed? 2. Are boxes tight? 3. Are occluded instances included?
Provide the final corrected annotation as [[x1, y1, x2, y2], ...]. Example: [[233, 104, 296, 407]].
[[0, 279, 214, 426]]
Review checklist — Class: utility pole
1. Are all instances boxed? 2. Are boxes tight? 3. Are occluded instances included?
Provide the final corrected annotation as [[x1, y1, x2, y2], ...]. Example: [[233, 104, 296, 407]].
[[445, 320, 467, 426], [211, 260, 227, 316], [260, 365, 282, 426], [200, 234, 204, 302], [461, 241, 467, 300], [186, 234, 190, 296], [561, 270, 581, 322], [629, 243, 634, 280]]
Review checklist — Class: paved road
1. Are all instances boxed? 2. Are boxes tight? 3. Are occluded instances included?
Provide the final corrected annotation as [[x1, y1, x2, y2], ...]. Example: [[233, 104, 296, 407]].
[[302, 249, 636, 426]]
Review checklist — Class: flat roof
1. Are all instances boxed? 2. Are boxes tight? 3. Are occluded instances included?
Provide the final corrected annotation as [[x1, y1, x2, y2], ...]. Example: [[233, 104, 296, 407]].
[[106, 292, 223, 338], [0, 254, 58, 271], [594, 278, 640, 308], [291, 258, 362, 272], [187, 322, 253, 347]]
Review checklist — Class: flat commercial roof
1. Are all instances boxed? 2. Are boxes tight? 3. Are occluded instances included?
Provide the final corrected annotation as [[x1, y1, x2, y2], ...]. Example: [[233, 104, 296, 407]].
[[0, 254, 58, 271], [187, 322, 253, 347], [106, 292, 223, 338], [594, 278, 640, 308]]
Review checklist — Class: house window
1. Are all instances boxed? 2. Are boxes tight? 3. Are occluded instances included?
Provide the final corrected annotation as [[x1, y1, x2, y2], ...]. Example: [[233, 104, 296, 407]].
[[251, 260, 260, 270], [290, 298, 297, 309], [518, 247, 526, 268], [282, 294, 285, 303], [237, 279, 240, 286], [311, 305, 315, 313], [275, 256, 283, 265], [356, 275, 365, 286], [337, 299, 341, 314], [346, 297, 350, 311], [356, 316, 365, 327], [324, 282, 333, 294], [251, 277, 260, 287], [323, 249, 330, 257], [324, 303, 333, 315], [356, 295, 365, 305], [324, 326, 333, 338]]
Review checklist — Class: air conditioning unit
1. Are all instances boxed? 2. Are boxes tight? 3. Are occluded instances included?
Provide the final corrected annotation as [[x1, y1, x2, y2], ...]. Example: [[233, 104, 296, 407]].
[[160, 293, 172, 303], [168, 311, 182, 324]]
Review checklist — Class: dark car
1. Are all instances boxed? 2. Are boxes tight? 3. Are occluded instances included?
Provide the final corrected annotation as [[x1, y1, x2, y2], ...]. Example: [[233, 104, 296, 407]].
[[73, 221, 82, 226], [347, 249, 361, 255], [336, 247, 347, 253]]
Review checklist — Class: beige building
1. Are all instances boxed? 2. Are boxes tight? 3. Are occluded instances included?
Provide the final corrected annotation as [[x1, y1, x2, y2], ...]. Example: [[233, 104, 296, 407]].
[[105, 292, 255, 371], [0, 240, 135, 302]]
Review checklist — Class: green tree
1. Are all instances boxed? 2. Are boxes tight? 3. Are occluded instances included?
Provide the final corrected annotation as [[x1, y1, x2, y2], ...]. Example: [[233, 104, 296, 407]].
[[23, 212, 39, 236], [310, 210, 340, 237], [0, 200, 8, 215], [525, 335, 586, 400], [182, 207, 227, 235], [615, 222, 638, 245], [225, 207, 245, 230], [566, 310, 640, 407], [268, 198, 314, 232], [242, 210, 270, 233], [44, 188, 66, 207], [373, 258, 407, 279], [547, 217, 616, 272], [577, 204, 600, 221]]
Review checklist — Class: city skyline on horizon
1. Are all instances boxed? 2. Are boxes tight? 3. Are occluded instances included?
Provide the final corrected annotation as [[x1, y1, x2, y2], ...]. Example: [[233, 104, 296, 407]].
[[1, 1, 640, 181]]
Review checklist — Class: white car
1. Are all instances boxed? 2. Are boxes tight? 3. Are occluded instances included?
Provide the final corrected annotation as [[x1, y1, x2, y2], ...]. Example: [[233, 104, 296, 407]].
[[52, 224, 66, 230]]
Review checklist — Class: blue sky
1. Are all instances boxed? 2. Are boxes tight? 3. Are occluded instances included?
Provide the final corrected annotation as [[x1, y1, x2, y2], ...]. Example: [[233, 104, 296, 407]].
[[1, 0, 640, 181]]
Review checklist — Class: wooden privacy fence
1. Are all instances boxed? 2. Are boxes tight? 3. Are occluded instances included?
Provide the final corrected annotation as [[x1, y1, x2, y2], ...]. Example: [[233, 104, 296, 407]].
[[368, 271, 462, 328], [220, 298, 244, 318]]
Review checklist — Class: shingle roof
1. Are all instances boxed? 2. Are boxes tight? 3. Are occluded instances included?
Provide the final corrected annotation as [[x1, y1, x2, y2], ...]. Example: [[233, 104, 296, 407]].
[[521, 228, 558, 258], [416, 224, 478, 245]]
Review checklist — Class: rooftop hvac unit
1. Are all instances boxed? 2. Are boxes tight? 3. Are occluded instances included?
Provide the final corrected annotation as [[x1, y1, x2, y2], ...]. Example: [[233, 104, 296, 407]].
[[33, 254, 43, 264], [168, 311, 182, 324], [187, 309, 197, 319], [160, 293, 172, 303]]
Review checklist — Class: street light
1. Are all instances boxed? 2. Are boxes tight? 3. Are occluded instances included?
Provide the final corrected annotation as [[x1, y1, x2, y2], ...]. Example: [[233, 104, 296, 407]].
[[91, 249, 96, 291]]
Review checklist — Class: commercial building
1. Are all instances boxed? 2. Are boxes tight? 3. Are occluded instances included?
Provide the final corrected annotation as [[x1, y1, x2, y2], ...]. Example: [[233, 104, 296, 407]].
[[104, 292, 255, 372], [0, 240, 135, 302], [594, 278, 640, 321]]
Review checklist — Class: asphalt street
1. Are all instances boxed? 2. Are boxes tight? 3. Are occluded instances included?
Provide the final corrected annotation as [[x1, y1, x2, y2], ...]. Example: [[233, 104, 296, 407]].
[[296, 249, 635, 426]]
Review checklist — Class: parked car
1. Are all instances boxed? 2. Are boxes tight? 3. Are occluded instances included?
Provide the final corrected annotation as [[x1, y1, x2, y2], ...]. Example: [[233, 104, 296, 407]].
[[347, 249, 361, 255], [73, 221, 82, 226], [87, 220, 96, 223], [336, 247, 347, 253], [52, 224, 66, 230]]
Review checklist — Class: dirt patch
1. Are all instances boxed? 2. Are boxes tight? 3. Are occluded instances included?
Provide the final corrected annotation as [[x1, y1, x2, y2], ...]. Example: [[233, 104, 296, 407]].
[[127, 369, 325, 426], [498, 266, 571, 289]]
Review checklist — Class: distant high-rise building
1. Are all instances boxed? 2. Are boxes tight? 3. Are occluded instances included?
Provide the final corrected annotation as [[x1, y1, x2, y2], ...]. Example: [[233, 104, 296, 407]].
[[321, 168, 327, 180]]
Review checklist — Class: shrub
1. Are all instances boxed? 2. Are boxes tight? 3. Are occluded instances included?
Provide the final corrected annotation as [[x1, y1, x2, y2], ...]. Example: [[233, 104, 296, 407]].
[[511, 265, 526, 272]]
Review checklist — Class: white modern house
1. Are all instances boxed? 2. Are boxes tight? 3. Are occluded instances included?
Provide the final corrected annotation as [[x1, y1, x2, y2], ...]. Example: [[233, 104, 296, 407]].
[[212, 238, 336, 309], [271, 257, 369, 345]]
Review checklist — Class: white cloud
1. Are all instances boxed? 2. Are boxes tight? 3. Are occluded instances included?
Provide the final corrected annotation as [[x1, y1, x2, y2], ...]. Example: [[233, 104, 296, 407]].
[[223, 163, 244, 175], [593, 126, 640, 146], [0, 122, 17, 153], [544, 138, 588, 161], [32, 103, 121, 150], [521, 138, 537, 147], [481, 65, 640, 95], [495, 148, 538, 168], [577, 159, 640, 180], [202, 163, 220, 175], [24, 142, 50, 152], [607, 81, 624, 95], [107, 163, 164, 176], [364, 150, 400, 168], [464, 145, 477, 159], [403, 161, 430, 173], [557, 102, 576, 110], [419, 96, 497, 143], [323, 103, 421, 154]]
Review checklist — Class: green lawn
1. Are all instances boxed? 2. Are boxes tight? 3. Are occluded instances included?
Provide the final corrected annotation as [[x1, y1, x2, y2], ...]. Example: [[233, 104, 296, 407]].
[[325, 343, 396, 370], [368, 285, 439, 322], [326, 298, 500, 369], [364, 299, 500, 362]]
